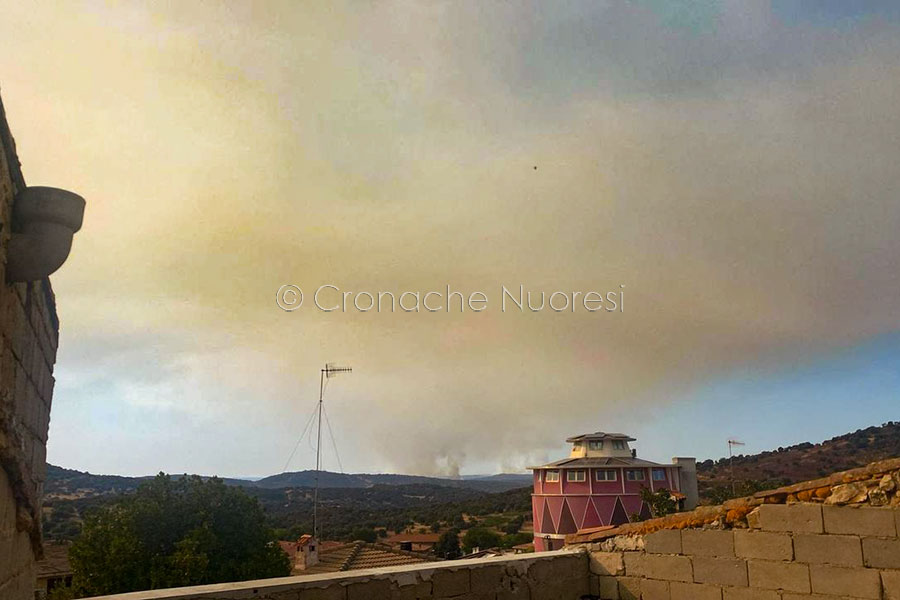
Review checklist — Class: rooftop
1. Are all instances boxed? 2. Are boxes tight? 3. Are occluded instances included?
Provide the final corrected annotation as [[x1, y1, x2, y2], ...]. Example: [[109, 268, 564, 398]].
[[529, 456, 673, 469], [35, 542, 72, 579], [300, 541, 439, 575], [383, 532, 441, 545], [565, 432, 636, 443]]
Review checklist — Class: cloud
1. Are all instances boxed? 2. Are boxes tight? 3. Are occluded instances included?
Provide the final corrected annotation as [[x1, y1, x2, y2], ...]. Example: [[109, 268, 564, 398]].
[[2, 2, 899, 475]]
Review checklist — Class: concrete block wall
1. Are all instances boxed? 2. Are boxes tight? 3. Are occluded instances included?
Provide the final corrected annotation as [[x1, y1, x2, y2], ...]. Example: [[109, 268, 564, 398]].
[[585, 504, 900, 600], [0, 93, 60, 599], [85, 550, 590, 600]]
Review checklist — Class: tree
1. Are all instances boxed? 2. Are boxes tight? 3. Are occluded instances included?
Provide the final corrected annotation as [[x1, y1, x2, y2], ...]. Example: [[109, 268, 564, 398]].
[[504, 514, 525, 534], [462, 527, 501, 554], [639, 487, 677, 518], [69, 474, 290, 597], [499, 532, 532, 548], [434, 529, 461, 559], [349, 528, 377, 543]]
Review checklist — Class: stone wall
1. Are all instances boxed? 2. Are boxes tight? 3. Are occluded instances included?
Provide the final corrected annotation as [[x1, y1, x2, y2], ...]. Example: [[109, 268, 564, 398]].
[[84, 550, 589, 600], [0, 93, 60, 599], [584, 503, 900, 599], [570, 458, 900, 599]]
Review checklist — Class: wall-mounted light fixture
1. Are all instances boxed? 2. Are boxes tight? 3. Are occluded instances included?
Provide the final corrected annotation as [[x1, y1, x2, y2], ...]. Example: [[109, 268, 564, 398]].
[[6, 186, 85, 282]]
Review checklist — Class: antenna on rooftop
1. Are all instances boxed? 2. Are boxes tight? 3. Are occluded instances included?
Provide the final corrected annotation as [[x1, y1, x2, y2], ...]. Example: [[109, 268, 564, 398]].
[[314, 363, 352, 541], [727, 439, 745, 496]]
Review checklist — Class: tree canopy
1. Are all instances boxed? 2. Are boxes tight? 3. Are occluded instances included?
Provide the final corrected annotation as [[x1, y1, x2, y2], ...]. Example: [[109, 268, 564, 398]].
[[69, 474, 290, 597], [639, 487, 677, 518], [461, 527, 502, 554], [434, 529, 461, 559]]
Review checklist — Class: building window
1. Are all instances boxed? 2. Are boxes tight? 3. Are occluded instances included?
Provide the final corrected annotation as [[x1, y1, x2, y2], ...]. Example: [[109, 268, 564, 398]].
[[613, 440, 626, 450], [595, 469, 617, 481], [652, 469, 667, 481], [545, 470, 559, 482], [588, 440, 604, 450], [626, 469, 645, 481], [567, 469, 586, 482]]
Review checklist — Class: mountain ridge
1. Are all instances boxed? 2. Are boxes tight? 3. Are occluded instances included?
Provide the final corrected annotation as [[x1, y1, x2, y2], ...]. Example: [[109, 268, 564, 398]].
[[44, 464, 533, 498]]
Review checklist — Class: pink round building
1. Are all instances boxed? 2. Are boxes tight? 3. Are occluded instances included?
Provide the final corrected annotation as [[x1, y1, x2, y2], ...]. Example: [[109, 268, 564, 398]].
[[530, 431, 697, 551]]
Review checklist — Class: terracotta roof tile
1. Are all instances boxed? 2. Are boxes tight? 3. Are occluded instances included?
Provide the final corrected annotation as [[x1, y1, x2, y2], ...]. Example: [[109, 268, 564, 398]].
[[36, 543, 72, 578], [299, 541, 439, 575]]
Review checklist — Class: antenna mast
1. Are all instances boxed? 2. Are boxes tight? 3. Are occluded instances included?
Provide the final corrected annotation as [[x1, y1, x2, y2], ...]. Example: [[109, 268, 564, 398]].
[[727, 439, 745, 496], [314, 363, 352, 541]]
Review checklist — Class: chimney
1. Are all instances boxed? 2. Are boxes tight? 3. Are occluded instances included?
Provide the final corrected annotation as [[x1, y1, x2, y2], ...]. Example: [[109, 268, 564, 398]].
[[297, 535, 319, 570], [672, 457, 699, 510]]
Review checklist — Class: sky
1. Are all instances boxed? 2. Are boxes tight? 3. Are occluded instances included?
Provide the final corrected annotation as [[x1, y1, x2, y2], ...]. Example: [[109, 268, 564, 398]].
[[1, 1, 899, 478]]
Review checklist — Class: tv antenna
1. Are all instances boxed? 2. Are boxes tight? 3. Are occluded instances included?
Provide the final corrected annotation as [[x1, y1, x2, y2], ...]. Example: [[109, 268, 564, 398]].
[[727, 439, 745, 496], [314, 363, 352, 540]]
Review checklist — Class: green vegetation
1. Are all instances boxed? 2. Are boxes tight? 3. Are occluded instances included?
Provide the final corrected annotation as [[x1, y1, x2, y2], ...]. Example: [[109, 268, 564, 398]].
[[503, 513, 525, 534], [702, 480, 768, 505], [68, 474, 289, 597], [499, 532, 532, 548], [434, 529, 461, 559], [349, 527, 378, 543], [696, 422, 900, 502], [639, 487, 677, 518], [462, 527, 502, 553]]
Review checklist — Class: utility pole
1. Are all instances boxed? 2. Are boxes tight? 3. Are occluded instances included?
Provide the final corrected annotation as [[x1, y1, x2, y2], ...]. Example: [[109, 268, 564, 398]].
[[314, 363, 351, 541], [728, 439, 745, 497]]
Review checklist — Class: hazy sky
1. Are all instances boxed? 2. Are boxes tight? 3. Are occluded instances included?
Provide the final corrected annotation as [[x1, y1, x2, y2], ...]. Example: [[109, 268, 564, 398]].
[[2, 1, 899, 477]]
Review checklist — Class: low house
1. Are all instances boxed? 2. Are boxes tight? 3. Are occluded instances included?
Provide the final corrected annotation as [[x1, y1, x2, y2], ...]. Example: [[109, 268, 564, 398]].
[[279, 536, 440, 576], [34, 543, 73, 599], [301, 541, 440, 575], [383, 532, 441, 553]]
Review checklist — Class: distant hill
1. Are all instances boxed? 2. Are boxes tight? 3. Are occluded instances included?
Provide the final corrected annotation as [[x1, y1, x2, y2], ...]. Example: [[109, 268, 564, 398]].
[[44, 465, 531, 499], [254, 470, 532, 492], [697, 421, 900, 499], [44, 464, 257, 498], [47, 422, 900, 501]]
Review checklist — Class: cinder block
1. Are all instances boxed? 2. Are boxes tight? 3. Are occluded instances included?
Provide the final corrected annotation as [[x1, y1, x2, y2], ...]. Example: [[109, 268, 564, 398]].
[[747, 560, 810, 593], [617, 576, 642, 600], [495, 579, 531, 600], [823, 505, 897, 537], [669, 581, 722, 600], [793, 533, 862, 566], [722, 587, 779, 600], [645, 530, 682, 554], [896, 507, 900, 538], [884, 570, 900, 600], [390, 580, 433, 600], [809, 564, 882, 599], [623, 553, 693, 582], [595, 575, 619, 599], [299, 584, 347, 600], [734, 530, 793, 561], [862, 536, 900, 569], [693, 556, 748, 587], [470, 565, 503, 594], [590, 551, 625, 575], [682, 529, 735, 557], [781, 595, 850, 600], [346, 578, 391, 600], [432, 568, 470, 597], [641, 578, 670, 600], [756, 504, 823, 534]]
